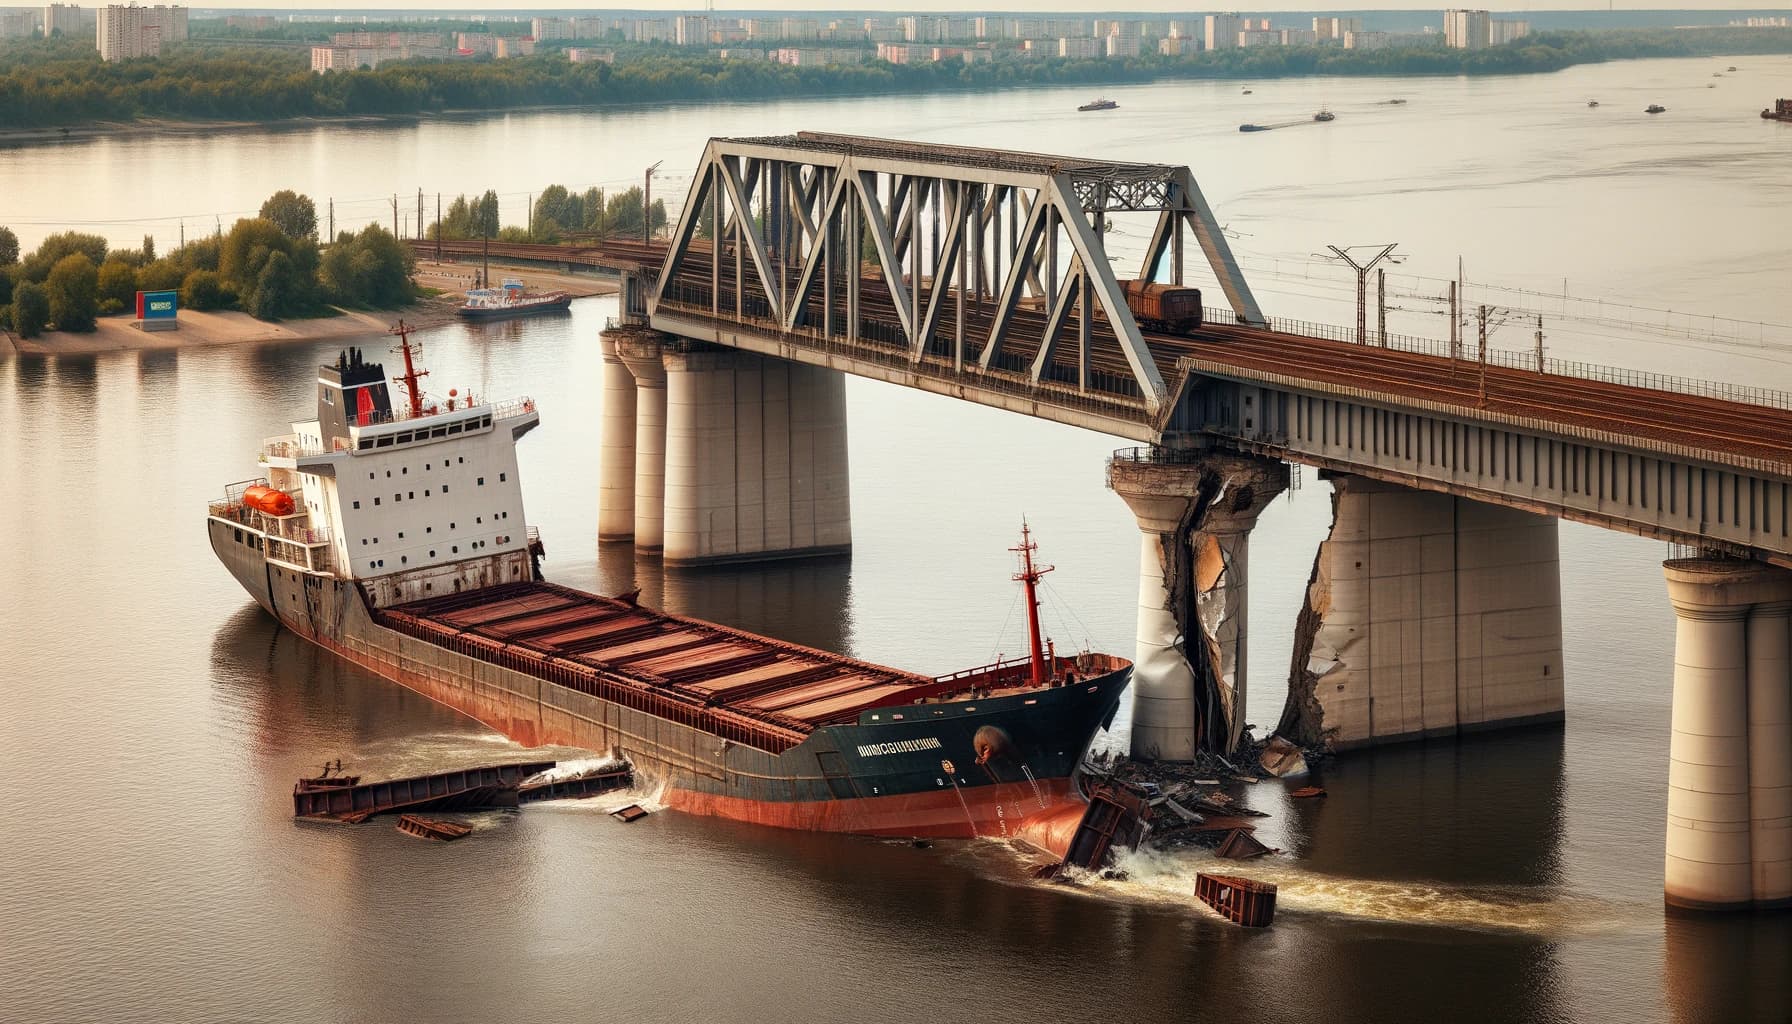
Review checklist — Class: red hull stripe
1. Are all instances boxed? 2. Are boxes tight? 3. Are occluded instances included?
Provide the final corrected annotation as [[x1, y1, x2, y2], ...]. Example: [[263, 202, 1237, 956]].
[[663, 777, 1081, 843]]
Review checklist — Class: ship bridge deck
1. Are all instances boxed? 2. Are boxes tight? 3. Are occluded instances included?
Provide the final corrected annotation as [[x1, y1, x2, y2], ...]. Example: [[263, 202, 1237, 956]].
[[377, 581, 939, 753]]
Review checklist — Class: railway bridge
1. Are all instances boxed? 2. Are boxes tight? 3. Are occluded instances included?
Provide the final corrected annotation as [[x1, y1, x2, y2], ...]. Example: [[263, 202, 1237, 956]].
[[439, 133, 1792, 911]]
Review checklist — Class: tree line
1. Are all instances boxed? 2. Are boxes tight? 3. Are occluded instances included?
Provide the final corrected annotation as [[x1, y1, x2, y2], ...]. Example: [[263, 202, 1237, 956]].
[[428, 185, 667, 244], [1, 28, 1788, 131], [0, 190, 415, 338]]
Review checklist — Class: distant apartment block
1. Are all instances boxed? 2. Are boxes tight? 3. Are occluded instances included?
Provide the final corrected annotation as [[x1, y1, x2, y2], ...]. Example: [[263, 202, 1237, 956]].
[[1204, 13, 1241, 50], [1, 9, 40, 37], [1343, 30, 1390, 50], [312, 32, 446, 72], [674, 14, 707, 45], [1058, 36, 1100, 59], [224, 14, 273, 30], [1279, 28, 1318, 45], [531, 17, 572, 42], [567, 47, 614, 64], [494, 35, 534, 57], [774, 46, 861, 66], [1313, 16, 1362, 42], [1157, 35, 1191, 55], [96, 4, 186, 60], [456, 31, 494, 55], [1444, 9, 1491, 49], [43, 2, 82, 37], [630, 18, 670, 43], [1490, 19, 1530, 45], [1238, 28, 1279, 47], [713, 47, 765, 60], [875, 42, 920, 63], [1104, 33, 1140, 57]]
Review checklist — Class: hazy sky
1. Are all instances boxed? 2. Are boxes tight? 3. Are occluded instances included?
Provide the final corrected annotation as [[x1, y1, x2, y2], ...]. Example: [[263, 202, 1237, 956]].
[[253, 3, 1792, 12]]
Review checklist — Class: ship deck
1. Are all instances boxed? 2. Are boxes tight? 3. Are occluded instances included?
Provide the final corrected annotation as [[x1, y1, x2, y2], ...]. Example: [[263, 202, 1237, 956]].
[[377, 581, 943, 753]]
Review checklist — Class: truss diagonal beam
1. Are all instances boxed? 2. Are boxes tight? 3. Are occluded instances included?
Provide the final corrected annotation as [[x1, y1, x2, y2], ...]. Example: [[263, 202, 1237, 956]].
[[718, 155, 783, 325]]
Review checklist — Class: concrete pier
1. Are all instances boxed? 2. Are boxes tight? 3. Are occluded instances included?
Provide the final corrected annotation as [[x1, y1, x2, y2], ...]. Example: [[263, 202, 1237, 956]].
[[1277, 475, 1565, 752], [1662, 559, 1792, 910], [662, 347, 851, 566], [598, 331, 638, 542], [1107, 449, 1288, 760], [617, 333, 669, 551]]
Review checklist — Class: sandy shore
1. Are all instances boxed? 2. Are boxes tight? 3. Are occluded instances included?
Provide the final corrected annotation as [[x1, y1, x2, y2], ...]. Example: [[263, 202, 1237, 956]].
[[0, 261, 617, 359]]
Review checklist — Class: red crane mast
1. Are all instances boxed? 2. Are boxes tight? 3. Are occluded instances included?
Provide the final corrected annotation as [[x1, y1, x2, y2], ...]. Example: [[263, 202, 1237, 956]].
[[1011, 522, 1055, 688]]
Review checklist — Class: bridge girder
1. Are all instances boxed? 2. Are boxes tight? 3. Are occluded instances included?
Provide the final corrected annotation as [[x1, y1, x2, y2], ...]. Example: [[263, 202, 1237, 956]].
[[650, 133, 1268, 417]]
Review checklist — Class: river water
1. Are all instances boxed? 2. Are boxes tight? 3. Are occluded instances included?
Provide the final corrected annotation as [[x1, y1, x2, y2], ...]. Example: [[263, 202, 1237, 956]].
[[3, 57, 1791, 1024]]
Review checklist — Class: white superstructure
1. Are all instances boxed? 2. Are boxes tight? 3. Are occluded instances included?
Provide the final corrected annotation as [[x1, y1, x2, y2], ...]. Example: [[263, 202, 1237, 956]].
[[207, 338, 540, 610]]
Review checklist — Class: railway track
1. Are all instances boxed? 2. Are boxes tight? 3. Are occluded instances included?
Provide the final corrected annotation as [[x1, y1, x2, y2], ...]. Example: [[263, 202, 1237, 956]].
[[421, 238, 1792, 467]]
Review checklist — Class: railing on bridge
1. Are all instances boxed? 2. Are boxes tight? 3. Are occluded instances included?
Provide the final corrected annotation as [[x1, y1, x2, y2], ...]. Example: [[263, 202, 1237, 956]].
[[1247, 309, 1792, 414]]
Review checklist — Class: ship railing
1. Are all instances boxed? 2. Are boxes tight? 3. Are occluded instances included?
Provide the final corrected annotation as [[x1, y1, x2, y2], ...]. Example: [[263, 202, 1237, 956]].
[[260, 435, 331, 461], [488, 397, 537, 422]]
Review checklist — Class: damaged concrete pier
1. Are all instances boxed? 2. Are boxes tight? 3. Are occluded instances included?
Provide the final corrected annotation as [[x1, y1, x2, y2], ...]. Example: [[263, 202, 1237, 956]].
[[1108, 447, 1288, 760], [1277, 474, 1565, 751]]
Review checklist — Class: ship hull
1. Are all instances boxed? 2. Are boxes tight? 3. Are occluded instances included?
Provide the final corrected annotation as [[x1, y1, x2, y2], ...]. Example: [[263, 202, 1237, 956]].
[[456, 296, 573, 320], [208, 519, 1129, 843]]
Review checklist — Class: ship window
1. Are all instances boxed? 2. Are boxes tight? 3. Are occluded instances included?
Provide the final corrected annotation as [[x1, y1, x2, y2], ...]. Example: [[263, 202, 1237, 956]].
[[386, 471, 392, 478], [353, 501, 360, 509], [442, 484, 449, 493], [359, 439, 372, 451], [478, 477, 485, 486], [324, 390, 334, 405], [401, 467, 407, 475], [398, 432, 413, 445], [394, 493, 401, 502], [476, 517, 482, 524], [432, 427, 447, 438], [374, 497, 380, 506], [458, 457, 464, 464], [401, 556, 407, 564], [500, 473, 507, 482], [376, 436, 392, 448], [482, 416, 491, 428], [448, 423, 462, 435], [361, 539, 367, 546], [430, 550, 436, 557], [233, 528, 242, 543], [425, 489, 430, 497], [450, 522, 456, 529], [368, 472, 375, 480], [452, 546, 459, 553], [425, 463, 431, 470], [408, 492, 414, 500], [397, 532, 404, 539], [426, 527, 432, 533]]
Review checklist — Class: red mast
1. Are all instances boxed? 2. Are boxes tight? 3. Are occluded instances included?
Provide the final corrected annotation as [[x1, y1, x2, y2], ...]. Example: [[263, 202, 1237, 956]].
[[1010, 521, 1055, 687], [390, 320, 430, 420]]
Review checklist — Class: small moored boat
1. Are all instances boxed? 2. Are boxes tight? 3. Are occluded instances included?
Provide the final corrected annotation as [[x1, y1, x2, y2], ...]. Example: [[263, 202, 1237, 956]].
[[457, 279, 573, 320], [1078, 98, 1118, 112]]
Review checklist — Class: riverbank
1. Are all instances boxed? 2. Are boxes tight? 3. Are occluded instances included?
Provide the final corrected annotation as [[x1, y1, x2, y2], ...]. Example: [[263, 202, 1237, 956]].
[[0, 261, 616, 358], [3, 26, 1788, 141]]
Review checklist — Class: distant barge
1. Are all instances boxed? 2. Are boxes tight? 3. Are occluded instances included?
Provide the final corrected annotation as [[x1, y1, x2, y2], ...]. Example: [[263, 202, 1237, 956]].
[[1764, 99, 1792, 123]]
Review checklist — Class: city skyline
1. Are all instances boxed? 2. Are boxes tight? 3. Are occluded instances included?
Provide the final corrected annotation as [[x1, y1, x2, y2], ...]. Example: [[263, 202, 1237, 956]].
[[168, 3, 1792, 13]]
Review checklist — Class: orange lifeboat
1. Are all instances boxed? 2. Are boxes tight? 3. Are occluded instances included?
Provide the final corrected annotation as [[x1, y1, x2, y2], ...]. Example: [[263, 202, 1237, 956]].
[[242, 485, 295, 516]]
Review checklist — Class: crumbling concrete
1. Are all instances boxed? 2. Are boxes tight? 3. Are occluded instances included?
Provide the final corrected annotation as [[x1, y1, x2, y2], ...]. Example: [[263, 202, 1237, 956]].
[[1275, 474, 1565, 751], [1109, 450, 1288, 760]]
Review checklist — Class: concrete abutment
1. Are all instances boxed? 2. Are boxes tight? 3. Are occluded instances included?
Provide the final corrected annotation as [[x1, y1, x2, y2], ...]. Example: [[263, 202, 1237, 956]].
[[1275, 474, 1566, 753], [597, 330, 638, 541]]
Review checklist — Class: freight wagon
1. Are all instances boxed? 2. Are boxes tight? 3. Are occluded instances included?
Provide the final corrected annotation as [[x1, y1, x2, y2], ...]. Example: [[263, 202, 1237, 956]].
[[1122, 281, 1203, 334]]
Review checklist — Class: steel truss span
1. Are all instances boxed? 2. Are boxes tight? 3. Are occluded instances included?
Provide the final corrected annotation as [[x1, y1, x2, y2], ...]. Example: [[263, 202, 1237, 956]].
[[648, 131, 1264, 423]]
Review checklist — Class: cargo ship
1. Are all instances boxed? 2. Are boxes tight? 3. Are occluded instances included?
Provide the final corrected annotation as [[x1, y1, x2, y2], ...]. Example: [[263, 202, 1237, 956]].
[[206, 325, 1132, 845], [457, 279, 573, 320], [1078, 98, 1119, 112]]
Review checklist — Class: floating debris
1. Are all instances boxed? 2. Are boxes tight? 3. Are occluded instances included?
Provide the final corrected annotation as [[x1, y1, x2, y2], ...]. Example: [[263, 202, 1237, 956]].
[[396, 814, 473, 842], [1290, 786, 1328, 799], [611, 804, 650, 823], [517, 764, 634, 804], [1061, 783, 1152, 870], [1195, 873, 1278, 927], [293, 760, 557, 822], [1216, 828, 1273, 860]]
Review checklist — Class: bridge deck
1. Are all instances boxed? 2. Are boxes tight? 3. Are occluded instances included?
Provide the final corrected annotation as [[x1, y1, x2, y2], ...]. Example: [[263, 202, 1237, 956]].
[[419, 238, 1792, 471]]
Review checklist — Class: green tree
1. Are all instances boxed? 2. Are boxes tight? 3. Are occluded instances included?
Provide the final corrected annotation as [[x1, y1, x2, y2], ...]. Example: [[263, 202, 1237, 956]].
[[11, 281, 47, 338], [249, 249, 303, 320], [180, 269, 229, 310], [259, 189, 318, 240], [97, 257, 138, 312], [22, 231, 107, 282], [141, 233, 155, 262], [45, 253, 99, 331], [137, 259, 185, 293], [319, 223, 414, 308], [0, 226, 18, 266]]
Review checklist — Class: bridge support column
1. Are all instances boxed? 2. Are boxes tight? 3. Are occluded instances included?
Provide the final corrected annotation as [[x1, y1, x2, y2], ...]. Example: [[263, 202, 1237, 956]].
[[1107, 450, 1288, 761], [662, 347, 851, 566], [1276, 475, 1564, 753], [1662, 559, 1792, 911], [617, 332, 669, 551], [598, 330, 637, 541]]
